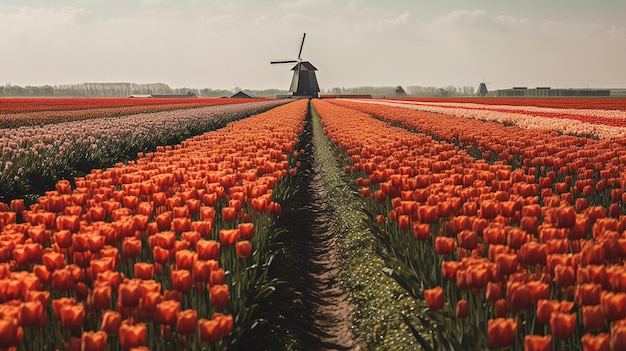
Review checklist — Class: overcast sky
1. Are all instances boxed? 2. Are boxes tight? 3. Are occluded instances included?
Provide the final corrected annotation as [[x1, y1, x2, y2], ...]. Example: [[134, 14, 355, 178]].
[[1, 0, 625, 91]]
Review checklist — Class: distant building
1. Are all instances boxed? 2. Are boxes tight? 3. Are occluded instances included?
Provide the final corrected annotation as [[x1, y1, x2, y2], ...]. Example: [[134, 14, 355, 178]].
[[495, 87, 610, 97], [231, 91, 253, 98]]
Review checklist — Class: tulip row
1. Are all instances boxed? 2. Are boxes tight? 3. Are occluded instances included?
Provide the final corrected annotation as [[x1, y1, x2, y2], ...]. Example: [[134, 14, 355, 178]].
[[313, 98, 626, 351], [0, 99, 308, 350], [350, 99, 626, 139], [0, 98, 271, 128], [0, 100, 286, 202], [388, 97, 626, 111]]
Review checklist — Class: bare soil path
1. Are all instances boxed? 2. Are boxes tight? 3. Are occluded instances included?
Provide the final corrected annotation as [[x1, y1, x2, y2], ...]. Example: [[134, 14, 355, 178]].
[[240, 101, 418, 350]]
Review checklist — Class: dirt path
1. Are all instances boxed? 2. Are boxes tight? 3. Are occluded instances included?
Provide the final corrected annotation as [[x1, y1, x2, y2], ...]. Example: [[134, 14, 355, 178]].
[[280, 103, 362, 350], [240, 101, 418, 350]]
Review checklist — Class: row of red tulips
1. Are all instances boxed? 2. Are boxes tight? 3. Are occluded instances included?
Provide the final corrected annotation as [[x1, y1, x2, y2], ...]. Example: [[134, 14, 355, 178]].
[[383, 99, 626, 129], [365, 99, 626, 139], [0, 99, 308, 350], [313, 98, 626, 350], [0, 100, 285, 202], [388, 97, 626, 111], [0, 98, 272, 129]]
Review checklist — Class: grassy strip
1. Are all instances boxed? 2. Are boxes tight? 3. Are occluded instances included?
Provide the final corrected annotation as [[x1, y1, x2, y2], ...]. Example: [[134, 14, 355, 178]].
[[310, 102, 421, 350]]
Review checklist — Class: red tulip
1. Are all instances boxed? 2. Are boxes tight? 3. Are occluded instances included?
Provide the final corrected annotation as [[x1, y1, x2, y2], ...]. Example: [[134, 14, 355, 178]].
[[412, 223, 432, 241], [100, 310, 122, 335], [153, 246, 170, 264], [524, 335, 551, 351], [119, 321, 147, 350], [520, 216, 539, 235], [134, 262, 154, 280], [418, 205, 439, 223], [92, 284, 112, 310], [175, 249, 197, 271], [19, 301, 46, 328], [582, 305, 605, 331], [155, 300, 180, 325], [434, 236, 456, 255], [601, 291, 626, 321], [56, 215, 81, 233], [119, 281, 141, 308], [581, 333, 609, 351], [221, 207, 238, 222], [457, 230, 478, 250], [54, 229, 73, 248], [441, 261, 461, 281], [193, 260, 213, 283], [456, 299, 469, 319], [219, 229, 240, 246], [197, 240, 220, 260], [198, 318, 220, 343], [550, 312, 576, 339], [554, 264, 576, 288], [496, 253, 519, 277], [181, 230, 201, 247], [238, 223, 255, 239], [141, 291, 162, 313], [80, 331, 107, 351], [42, 251, 65, 271], [488, 318, 516, 348], [212, 312, 234, 338], [155, 211, 172, 231], [122, 237, 142, 259], [51, 267, 75, 291], [209, 284, 230, 308], [59, 303, 86, 332], [576, 283, 602, 306], [0, 318, 23, 349], [171, 269, 193, 293], [611, 323, 626, 351], [172, 217, 192, 235], [177, 309, 197, 335], [555, 205, 576, 228], [480, 200, 499, 219], [423, 286, 444, 310], [236, 240, 253, 258], [465, 265, 489, 290], [508, 281, 532, 311]]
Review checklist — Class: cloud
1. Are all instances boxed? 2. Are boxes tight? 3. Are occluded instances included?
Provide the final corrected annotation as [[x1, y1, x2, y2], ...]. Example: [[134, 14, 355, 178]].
[[279, 0, 331, 9], [429, 9, 529, 34], [378, 12, 410, 28]]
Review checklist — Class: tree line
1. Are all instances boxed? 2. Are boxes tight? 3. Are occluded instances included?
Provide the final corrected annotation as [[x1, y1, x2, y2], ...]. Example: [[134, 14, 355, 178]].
[[0, 82, 478, 98], [323, 85, 477, 97], [0, 83, 289, 98]]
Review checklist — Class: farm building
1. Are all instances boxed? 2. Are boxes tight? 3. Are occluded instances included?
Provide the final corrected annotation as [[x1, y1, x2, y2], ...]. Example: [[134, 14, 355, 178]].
[[495, 87, 610, 97], [231, 91, 254, 98]]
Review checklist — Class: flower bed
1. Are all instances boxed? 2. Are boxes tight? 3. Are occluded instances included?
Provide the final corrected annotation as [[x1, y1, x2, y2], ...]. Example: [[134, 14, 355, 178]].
[[355, 99, 626, 139], [0, 100, 286, 202], [0, 99, 308, 350], [313, 98, 626, 350], [0, 98, 272, 128]]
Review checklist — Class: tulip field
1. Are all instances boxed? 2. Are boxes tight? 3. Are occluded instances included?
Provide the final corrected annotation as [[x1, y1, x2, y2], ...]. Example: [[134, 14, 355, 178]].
[[1, 96, 626, 350]]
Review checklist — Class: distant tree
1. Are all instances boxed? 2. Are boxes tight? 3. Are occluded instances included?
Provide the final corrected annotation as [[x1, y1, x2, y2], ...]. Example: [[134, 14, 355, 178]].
[[395, 86, 407, 97]]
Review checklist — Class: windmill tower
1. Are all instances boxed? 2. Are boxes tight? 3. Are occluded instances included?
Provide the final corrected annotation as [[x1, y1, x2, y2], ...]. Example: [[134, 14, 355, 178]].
[[477, 79, 490, 97], [271, 33, 320, 98]]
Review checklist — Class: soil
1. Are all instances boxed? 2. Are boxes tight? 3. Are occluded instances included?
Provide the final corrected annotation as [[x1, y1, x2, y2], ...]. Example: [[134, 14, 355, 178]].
[[239, 101, 420, 350]]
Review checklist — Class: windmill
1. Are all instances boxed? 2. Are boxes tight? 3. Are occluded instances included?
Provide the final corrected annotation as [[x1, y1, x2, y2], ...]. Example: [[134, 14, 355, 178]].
[[477, 79, 491, 97], [271, 33, 320, 97]]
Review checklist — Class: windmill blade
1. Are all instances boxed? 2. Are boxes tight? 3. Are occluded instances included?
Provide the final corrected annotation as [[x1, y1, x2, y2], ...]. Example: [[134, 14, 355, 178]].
[[297, 33, 306, 59], [271, 60, 298, 64]]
